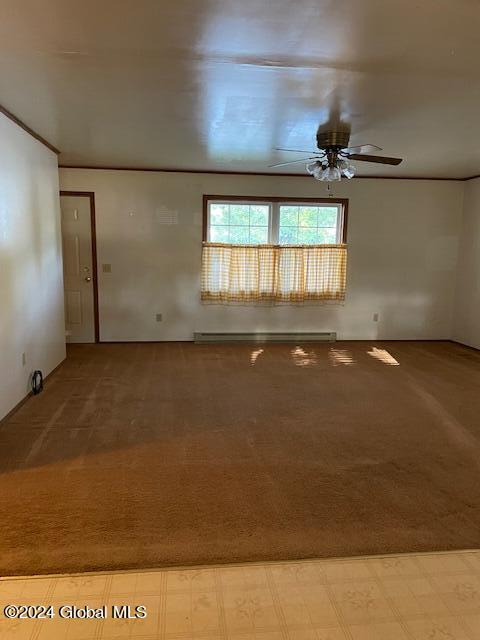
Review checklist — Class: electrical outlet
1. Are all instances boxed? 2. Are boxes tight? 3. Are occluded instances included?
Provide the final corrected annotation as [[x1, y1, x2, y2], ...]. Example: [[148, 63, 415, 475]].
[[22, 352, 26, 366], [373, 313, 379, 322], [156, 313, 163, 322]]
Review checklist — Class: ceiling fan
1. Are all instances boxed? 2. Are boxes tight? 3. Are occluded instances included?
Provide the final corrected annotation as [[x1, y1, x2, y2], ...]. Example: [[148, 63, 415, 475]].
[[270, 130, 403, 181]]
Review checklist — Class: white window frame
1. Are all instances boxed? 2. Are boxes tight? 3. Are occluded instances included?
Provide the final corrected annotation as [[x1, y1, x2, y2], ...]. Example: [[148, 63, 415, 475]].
[[205, 198, 345, 245]]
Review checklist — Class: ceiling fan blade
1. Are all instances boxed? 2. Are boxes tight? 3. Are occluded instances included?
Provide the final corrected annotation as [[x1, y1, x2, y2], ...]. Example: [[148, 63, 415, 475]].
[[343, 144, 382, 154], [275, 147, 324, 154], [269, 157, 318, 168], [348, 154, 403, 166]]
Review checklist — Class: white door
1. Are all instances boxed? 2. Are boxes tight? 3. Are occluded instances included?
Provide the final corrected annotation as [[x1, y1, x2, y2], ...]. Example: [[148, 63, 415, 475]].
[[60, 195, 96, 343]]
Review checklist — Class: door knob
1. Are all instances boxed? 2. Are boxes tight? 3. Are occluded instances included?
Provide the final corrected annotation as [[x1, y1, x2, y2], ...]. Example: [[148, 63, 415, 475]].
[[85, 276, 92, 282]]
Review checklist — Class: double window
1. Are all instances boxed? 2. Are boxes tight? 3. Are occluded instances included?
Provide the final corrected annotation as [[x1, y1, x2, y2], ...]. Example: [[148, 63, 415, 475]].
[[201, 196, 348, 304], [205, 198, 346, 246]]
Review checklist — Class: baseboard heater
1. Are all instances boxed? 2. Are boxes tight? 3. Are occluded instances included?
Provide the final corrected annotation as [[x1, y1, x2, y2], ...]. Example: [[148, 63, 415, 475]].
[[194, 332, 336, 344]]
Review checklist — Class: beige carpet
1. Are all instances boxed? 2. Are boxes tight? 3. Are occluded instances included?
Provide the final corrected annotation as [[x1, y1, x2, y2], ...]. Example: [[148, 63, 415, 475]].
[[1, 340, 480, 576]]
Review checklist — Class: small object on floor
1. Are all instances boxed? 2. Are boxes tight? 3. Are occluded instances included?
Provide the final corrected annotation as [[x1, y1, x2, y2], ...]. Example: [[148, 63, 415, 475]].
[[31, 370, 43, 395]]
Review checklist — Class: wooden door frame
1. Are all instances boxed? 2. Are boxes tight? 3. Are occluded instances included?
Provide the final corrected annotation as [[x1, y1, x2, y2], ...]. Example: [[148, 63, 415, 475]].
[[59, 190, 100, 343]]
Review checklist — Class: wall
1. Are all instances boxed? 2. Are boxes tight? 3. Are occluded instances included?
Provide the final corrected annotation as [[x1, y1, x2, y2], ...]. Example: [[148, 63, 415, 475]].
[[0, 114, 65, 420], [453, 178, 480, 349], [59, 168, 464, 342]]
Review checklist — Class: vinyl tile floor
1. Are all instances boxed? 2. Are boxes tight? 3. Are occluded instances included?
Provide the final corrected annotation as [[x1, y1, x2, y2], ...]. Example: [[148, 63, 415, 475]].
[[2, 550, 480, 639]]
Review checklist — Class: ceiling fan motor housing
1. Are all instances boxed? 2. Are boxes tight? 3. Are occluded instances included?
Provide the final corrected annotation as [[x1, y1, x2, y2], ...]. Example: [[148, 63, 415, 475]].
[[316, 130, 350, 151]]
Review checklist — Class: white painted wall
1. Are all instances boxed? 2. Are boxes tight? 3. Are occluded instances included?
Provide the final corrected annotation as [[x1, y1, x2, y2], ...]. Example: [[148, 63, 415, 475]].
[[454, 178, 480, 349], [0, 114, 65, 420], [59, 168, 464, 342]]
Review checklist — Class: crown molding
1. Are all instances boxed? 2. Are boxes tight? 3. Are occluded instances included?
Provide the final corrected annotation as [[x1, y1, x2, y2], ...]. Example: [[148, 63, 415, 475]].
[[0, 104, 60, 155], [58, 164, 467, 181]]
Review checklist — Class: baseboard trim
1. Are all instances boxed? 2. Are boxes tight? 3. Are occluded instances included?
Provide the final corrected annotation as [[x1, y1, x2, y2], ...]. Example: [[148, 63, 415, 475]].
[[194, 331, 336, 343], [449, 339, 480, 352]]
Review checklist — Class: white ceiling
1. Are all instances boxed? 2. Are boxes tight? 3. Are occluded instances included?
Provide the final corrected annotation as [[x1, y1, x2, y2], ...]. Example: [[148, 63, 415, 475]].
[[1, 0, 480, 177]]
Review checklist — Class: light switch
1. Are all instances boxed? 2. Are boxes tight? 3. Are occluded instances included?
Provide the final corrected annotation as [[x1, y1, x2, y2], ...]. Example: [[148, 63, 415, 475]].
[[102, 264, 112, 273]]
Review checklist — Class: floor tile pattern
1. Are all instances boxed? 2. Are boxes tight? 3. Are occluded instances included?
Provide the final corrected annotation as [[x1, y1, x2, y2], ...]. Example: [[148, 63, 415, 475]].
[[1, 550, 480, 639]]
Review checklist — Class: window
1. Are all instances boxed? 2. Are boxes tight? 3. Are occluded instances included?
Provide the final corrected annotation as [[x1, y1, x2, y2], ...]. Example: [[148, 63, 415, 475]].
[[279, 205, 339, 244], [204, 197, 346, 245], [209, 202, 270, 244], [202, 196, 348, 304]]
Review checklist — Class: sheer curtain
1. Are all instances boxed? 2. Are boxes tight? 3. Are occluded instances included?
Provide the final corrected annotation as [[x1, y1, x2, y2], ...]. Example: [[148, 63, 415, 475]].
[[201, 243, 347, 303]]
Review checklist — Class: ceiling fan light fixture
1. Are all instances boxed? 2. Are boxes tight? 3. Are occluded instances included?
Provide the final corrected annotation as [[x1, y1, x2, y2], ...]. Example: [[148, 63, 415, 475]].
[[339, 158, 356, 179], [320, 166, 342, 182], [276, 129, 402, 180], [306, 157, 356, 181], [306, 160, 322, 175]]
